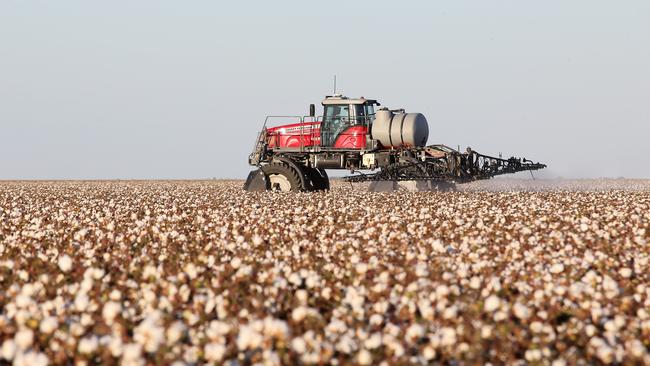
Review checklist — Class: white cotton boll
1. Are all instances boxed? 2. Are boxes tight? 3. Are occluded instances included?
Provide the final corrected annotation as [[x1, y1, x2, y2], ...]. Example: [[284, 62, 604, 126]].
[[209, 320, 232, 338], [619, 268, 632, 278], [604, 319, 621, 332], [262, 318, 286, 341], [70, 322, 86, 337], [74, 293, 90, 312], [364, 333, 382, 349], [435, 285, 450, 298], [14, 329, 33, 350], [134, 315, 165, 353], [369, 314, 383, 326], [513, 303, 531, 320], [626, 339, 646, 358], [405, 324, 424, 343], [121, 343, 143, 362], [295, 290, 308, 304], [484, 295, 501, 312], [184, 263, 198, 280], [143, 290, 157, 305], [235, 264, 252, 279], [494, 311, 508, 322], [204, 343, 226, 362], [481, 325, 492, 339], [291, 337, 307, 354], [305, 274, 319, 289], [108, 336, 123, 357], [356, 263, 368, 275], [525, 349, 542, 362], [335, 334, 356, 354], [80, 278, 93, 293], [595, 344, 614, 364], [12, 351, 48, 366], [530, 321, 543, 333], [585, 324, 597, 337], [78, 336, 99, 354], [166, 321, 187, 344], [39, 316, 58, 334], [469, 276, 481, 290], [288, 273, 302, 286], [230, 258, 242, 269], [15, 294, 33, 308], [102, 301, 122, 324], [357, 349, 372, 365], [1, 339, 16, 360], [320, 287, 332, 300], [81, 313, 94, 327], [439, 327, 457, 347], [142, 265, 157, 279], [415, 262, 429, 278], [179, 285, 191, 303], [550, 263, 565, 274], [551, 359, 567, 366], [236, 325, 263, 350], [58, 255, 72, 272], [423, 345, 436, 360], [292, 306, 308, 322], [252, 235, 264, 245], [443, 305, 458, 320], [109, 290, 122, 301], [92, 268, 105, 280], [602, 276, 619, 299]]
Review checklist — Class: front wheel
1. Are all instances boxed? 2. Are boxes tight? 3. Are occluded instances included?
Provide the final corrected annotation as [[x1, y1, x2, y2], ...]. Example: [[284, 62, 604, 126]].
[[260, 162, 306, 192]]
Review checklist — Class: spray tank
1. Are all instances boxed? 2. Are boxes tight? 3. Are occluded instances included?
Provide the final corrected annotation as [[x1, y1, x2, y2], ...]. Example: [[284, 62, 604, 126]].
[[371, 108, 429, 148]]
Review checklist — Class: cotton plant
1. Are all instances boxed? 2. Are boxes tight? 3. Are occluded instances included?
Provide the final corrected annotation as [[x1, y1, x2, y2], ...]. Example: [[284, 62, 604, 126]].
[[0, 180, 648, 364]]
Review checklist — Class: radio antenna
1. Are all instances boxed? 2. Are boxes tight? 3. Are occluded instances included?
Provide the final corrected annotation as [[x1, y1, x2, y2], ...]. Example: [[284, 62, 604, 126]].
[[333, 75, 337, 94]]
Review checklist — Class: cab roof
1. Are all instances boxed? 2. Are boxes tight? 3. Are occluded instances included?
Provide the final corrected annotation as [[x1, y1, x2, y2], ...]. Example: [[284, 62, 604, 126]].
[[322, 95, 378, 105]]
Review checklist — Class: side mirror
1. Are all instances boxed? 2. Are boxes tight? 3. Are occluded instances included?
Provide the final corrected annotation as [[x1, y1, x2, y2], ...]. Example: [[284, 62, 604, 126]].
[[309, 104, 315, 117]]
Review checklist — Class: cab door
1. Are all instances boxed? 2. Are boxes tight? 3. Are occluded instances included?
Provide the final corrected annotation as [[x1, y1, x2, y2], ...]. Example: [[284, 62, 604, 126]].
[[321, 104, 351, 147], [332, 104, 371, 149]]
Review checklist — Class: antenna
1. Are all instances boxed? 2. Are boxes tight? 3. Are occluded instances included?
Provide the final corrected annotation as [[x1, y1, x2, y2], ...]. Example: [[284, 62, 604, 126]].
[[333, 75, 337, 94]]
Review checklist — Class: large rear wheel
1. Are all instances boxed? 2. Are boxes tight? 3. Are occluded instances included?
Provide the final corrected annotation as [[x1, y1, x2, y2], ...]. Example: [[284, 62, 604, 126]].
[[260, 162, 306, 192]]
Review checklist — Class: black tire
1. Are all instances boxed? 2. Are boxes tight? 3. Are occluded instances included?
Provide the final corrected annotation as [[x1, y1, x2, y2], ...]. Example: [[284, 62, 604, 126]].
[[261, 162, 305, 192], [304, 167, 330, 191]]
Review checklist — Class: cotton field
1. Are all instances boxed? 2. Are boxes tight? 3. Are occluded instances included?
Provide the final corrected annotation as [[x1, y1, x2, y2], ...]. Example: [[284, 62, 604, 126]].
[[0, 180, 649, 365]]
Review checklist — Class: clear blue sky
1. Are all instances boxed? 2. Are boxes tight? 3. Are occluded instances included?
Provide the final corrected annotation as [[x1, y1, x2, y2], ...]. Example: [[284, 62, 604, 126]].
[[1, 1, 649, 179]]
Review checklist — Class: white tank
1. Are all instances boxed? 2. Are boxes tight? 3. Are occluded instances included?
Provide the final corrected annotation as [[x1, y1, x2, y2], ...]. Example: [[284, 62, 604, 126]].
[[371, 109, 429, 147]]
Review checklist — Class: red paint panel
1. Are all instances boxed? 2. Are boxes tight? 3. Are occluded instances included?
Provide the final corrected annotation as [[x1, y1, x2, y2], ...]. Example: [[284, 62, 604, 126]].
[[266, 122, 321, 148], [334, 126, 367, 149]]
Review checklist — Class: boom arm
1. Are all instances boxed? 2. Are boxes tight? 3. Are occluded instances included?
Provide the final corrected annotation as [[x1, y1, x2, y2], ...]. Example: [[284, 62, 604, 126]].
[[344, 145, 546, 183]]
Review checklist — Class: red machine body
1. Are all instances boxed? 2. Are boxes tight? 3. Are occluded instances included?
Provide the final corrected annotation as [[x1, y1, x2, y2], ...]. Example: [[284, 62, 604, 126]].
[[266, 121, 367, 149]]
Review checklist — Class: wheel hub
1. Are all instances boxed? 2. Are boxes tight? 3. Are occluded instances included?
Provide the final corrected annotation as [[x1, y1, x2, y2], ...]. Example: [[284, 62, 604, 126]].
[[268, 174, 292, 191]]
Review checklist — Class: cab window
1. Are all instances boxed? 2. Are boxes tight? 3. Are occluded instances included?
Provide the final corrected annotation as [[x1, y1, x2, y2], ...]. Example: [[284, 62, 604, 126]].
[[324, 105, 349, 121], [354, 104, 375, 125]]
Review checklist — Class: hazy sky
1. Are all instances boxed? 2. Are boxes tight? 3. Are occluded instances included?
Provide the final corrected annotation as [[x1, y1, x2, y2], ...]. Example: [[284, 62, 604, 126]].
[[1, 1, 649, 179]]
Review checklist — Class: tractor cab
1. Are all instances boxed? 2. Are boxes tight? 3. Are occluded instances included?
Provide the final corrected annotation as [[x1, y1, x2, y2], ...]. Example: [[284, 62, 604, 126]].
[[319, 95, 378, 149], [255, 95, 379, 157]]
